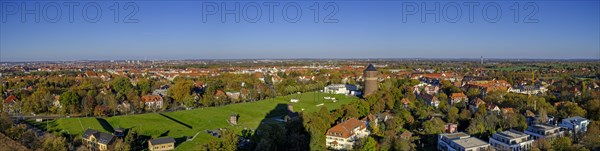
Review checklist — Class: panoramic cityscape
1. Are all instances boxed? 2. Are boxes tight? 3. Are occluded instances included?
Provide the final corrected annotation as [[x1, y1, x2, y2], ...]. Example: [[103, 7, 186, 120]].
[[1, 0, 599, 151]]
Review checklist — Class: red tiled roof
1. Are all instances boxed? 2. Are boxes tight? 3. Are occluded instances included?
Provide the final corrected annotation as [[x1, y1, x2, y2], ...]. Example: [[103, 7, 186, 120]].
[[326, 118, 366, 138], [402, 98, 411, 105], [141, 95, 163, 103], [450, 93, 467, 100], [472, 98, 485, 106], [215, 90, 226, 96], [501, 108, 514, 114], [3, 95, 17, 104]]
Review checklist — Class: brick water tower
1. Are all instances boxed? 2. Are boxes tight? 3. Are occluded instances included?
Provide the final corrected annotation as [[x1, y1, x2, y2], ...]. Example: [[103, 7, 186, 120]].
[[363, 64, 378, 96]]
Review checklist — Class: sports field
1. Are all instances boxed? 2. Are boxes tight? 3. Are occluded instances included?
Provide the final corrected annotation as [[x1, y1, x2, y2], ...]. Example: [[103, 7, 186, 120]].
[[48, 92, 358, 150]]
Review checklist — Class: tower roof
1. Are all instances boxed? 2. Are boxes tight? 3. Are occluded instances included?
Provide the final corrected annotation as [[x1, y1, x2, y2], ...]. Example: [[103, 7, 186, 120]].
[[364, 64, 377, 71]]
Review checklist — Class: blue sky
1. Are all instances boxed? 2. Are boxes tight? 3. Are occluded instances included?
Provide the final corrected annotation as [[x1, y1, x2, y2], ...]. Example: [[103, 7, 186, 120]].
[[1, 0, 599, 61]]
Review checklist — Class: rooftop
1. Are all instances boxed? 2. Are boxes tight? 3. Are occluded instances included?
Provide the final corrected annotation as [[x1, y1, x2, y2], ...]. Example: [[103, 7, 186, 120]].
[[364, 64, 377, 71], [451, 137, 489, 149], [496, 130, 529, 139], [150, 137, 176, 145], [528, 124, 560, 131], [82, 129, 115, 145], [562, 116, 588, 123], [326, 118, 365, 138], [440, 132, 470, 140]]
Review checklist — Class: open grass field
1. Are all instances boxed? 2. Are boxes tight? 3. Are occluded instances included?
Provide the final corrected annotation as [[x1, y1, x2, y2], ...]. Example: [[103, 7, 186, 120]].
[[47, 92, 358, 150]]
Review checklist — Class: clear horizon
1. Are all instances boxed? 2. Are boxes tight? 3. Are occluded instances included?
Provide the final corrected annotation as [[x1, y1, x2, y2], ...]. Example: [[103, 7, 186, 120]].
[[1, 1, 599, 61]]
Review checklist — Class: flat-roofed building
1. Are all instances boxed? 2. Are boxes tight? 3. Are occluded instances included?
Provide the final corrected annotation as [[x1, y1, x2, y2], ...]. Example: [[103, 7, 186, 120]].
[[438, 132, 491, 151], [323, 84, 358, 95], [489, 130, 533, 151], [558, 116, 590, 135], [524, 124, 564, 140]]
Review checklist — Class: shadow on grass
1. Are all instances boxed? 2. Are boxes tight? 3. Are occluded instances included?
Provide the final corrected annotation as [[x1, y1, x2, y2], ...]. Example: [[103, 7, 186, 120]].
[[263, 103, 289, 118], [24, 119, 58, 132], [95, 118, 114, 133], [247, 103, 310, 151], [159, 130, 170, 137], [158, 113, 193, 129], [174, 136, 188, 147]]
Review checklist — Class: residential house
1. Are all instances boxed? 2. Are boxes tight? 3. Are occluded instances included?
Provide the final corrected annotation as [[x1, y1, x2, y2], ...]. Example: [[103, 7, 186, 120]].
[[400, 131, 413, 140], [438, 132, 491, 151], [141, 95, 164, 109], [524, 124, 564, 140], [361, 114, 377, 128], [558, 116, 590, 136], [401, 98, 411, 109], [449, 93, 468, 105], [215, 90, 227, 100], [420, 94, 440, 108], [325, 118, 370, 150], [486, 104, 501, 114], [2, 95, 19, 114], [489, 130, 533, 151], [117, 101, 131, 113], [445, 123, 458, 133], [226, 91, 241, 100], [501, 108, 515, 115], [413, 83, 440, 95], [469, 98, 486, 113], [526, 115, 556, 125], [82, 129, 116, 151], [148, 137, 176, 151], [376, 111, 393, 123], [465, 80, 512, 94]]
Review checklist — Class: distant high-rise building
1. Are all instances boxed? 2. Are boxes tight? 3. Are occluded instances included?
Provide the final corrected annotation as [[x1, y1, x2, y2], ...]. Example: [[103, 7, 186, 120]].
[[363, 64, 378, 96], [481, 56, 483, 65]]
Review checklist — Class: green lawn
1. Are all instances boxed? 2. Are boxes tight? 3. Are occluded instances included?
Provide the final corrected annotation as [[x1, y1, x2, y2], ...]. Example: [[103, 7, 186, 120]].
[[49, 92, 358, 150]]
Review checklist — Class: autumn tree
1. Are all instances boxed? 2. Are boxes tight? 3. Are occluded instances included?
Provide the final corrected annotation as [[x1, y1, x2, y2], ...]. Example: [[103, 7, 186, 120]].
[[137, 78, 152, 95], [357, 137, 377, 151], [40, 134, 68, 151], [111, 77, 134, 95], [557, 102, 586, 118], [168, 79, 194, 103], [421, 118, 446, 134], [585, 99, 600, 121], [59, 91, 80, 114], [447, 106, 459, 123], [581, 121, 600, 150], [23, 89, 52, 114]]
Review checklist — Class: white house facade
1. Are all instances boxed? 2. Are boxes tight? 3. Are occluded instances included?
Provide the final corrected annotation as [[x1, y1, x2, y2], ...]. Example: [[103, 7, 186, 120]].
[[325, 118, 370, 150], [489, 130, 533, 151]]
